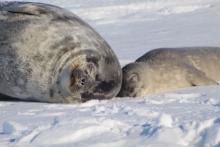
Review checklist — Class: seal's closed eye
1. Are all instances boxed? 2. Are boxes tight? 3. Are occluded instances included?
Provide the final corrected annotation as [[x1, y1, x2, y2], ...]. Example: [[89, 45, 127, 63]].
[[128, 73, 139, 82]]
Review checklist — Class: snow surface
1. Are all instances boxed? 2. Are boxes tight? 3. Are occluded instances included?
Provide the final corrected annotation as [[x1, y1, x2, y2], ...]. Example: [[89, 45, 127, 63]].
[[1, 0, 220, 146]]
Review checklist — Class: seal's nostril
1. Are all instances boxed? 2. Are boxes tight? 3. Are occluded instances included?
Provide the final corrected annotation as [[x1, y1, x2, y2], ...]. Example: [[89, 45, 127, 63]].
[[81, 79, 85, 85]]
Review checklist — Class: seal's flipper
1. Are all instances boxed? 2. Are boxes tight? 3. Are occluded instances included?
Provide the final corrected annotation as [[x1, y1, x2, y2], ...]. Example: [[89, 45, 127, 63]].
[[187, 69, 218, 86]]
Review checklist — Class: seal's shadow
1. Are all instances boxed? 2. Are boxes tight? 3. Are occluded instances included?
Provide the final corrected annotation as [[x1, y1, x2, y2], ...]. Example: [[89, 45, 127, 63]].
[[0, 93, 42, 103]]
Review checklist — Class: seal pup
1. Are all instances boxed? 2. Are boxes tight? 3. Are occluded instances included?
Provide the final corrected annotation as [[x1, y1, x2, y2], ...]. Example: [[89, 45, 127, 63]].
[[0, 2, 122, 103], [118, 47, 220, 97]]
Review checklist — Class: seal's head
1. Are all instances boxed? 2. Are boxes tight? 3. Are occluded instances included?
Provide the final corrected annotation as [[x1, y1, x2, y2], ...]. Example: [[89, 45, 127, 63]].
[[118, 63, 147, 97], [57, 50, 122, 103], [69, 62, 97, 101]]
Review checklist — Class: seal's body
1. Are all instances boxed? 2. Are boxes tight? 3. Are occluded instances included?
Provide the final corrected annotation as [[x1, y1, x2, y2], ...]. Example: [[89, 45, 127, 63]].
[[118, 47, 220, 97], [0, 2, 122, 103]]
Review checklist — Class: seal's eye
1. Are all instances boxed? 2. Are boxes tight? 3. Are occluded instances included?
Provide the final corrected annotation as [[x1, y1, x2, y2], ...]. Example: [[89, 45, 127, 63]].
[[128, 73, 139, 83]]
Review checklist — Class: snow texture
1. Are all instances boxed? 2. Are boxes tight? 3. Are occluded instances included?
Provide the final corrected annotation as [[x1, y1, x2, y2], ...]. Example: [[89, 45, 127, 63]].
[[1, 0, 220, 146]]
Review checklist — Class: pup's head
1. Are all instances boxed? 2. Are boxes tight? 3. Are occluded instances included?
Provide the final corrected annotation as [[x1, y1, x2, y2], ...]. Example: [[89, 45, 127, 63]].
[[118, 63, 147, 97]]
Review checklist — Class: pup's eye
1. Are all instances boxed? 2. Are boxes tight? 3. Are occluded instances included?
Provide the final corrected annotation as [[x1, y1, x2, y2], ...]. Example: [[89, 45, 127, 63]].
[[129, 73, 139, 82]]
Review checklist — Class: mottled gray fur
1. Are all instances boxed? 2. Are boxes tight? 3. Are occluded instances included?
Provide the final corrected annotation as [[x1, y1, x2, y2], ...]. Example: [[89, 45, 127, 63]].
[[0, 2, 122, 103], [118, 47, 220, 97]]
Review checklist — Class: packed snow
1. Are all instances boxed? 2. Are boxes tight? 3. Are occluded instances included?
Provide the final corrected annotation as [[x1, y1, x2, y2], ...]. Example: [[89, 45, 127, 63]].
[[1, 0, 220, 146]]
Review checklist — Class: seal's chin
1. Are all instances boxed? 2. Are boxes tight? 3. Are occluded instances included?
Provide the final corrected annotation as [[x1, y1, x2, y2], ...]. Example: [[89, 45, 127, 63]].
[[65, 78, 117, 102], [80, 92, 101, 102], [77, 80, 116, 101]]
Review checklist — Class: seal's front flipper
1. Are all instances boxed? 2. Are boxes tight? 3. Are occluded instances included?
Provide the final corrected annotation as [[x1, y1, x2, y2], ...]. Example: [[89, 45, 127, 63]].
[[187, 69, 219, 86]]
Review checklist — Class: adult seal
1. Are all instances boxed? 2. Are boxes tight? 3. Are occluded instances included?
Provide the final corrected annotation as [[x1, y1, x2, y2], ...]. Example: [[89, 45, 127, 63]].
[[118, 47, 220, 97], [0, 2, 122, 103]]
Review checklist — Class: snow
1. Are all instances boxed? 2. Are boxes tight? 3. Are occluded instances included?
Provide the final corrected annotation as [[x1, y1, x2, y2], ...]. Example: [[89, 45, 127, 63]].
[[1, 0, 220, 146], [1, 86, 220, 146]]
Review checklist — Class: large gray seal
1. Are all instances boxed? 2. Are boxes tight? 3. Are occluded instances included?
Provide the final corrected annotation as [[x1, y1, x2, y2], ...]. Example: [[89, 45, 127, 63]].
[[0, 2, 122, 103], [118, 47, 220, 97]]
